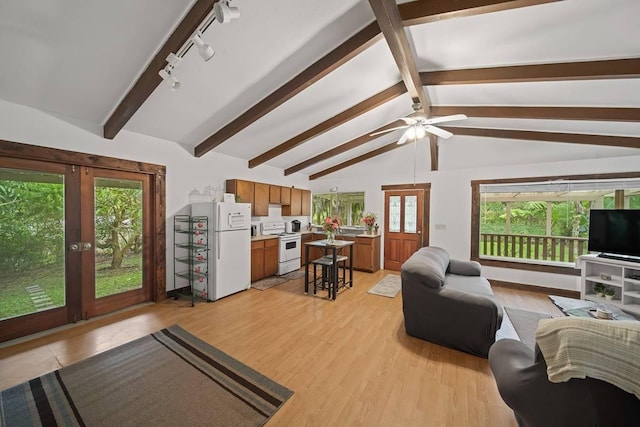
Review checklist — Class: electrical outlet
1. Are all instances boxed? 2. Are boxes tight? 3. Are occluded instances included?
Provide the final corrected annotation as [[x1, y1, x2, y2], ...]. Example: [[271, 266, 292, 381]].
[[435, 224, 446, 230]]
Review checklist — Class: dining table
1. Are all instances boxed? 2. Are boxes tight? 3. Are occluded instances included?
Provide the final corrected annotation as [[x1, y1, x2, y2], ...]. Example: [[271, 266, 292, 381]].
[[304, 239, 354, 300]]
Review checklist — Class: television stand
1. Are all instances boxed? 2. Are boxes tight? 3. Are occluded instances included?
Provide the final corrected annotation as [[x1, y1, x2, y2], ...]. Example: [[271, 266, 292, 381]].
[[576, 255, 640, 316], [597, 253, 640, 264]]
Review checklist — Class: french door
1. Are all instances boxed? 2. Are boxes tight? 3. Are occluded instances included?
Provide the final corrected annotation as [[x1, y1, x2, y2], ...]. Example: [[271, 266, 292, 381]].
[[383, 186, 430, 271], [0, 157, 153, 342]]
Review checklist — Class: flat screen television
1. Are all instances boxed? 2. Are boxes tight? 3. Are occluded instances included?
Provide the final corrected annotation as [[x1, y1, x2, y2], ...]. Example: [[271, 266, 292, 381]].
[[588, 209, 640, 259]]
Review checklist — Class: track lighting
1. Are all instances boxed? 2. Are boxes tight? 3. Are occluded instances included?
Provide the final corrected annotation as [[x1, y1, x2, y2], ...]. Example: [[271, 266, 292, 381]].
[[158, 53, 182, 90], [214, 1, 240, 24], [192, 33, 214, 61]]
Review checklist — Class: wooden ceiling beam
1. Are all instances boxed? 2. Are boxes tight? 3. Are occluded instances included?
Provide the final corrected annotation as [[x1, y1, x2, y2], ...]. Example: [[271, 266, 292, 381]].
[[431, 106, 640, 122], [309, 141, 405, 180], [440, 126, 640, 148], [104, 0, 217, 140], [428, 134, 438, 171], [398, 0, 563, 26], [368, 0, 429, 109], [195, 22, 383, 157], [248, 82, 406, 168], [421, 58, 640, 85], [284, 120, 405, 175]]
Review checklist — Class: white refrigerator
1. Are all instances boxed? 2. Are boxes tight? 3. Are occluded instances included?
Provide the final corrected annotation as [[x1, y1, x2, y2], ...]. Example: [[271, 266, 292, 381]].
[[191, 202, 251, 301]]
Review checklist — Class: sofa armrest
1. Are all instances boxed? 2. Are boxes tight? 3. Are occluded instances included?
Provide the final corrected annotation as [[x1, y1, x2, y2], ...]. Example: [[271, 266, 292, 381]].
[[448, 259, 481, 276]]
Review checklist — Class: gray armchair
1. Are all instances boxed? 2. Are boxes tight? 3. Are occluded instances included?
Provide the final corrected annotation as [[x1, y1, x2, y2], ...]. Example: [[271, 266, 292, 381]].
[[400, 246, 503, 358]]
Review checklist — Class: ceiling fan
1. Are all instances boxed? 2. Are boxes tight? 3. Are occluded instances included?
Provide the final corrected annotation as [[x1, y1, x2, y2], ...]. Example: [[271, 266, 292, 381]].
[[371, 103, 467, 144]]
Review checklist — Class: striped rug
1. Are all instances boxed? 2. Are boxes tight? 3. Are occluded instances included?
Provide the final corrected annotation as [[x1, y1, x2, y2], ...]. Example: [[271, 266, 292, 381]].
[[0, 325, 293, 426]]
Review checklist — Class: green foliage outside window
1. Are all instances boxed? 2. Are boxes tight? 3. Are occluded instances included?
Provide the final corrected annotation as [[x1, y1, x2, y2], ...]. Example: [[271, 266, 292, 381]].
[[312, 192, 365, 227]]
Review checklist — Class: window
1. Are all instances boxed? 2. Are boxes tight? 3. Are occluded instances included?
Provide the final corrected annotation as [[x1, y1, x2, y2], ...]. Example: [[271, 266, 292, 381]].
[[312, 192, 365, 226], [471, 174, 640, 274]]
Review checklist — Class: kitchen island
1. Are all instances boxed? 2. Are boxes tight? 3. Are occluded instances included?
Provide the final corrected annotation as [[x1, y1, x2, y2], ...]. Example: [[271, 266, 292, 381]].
[[301, 231, 380, 272]]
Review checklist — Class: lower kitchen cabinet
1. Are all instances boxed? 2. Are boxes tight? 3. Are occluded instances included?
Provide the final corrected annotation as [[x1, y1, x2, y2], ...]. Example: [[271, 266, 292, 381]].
[[301, 233, 313, 266], [251, 238, 279, 282], [354, 236, 381, 272]]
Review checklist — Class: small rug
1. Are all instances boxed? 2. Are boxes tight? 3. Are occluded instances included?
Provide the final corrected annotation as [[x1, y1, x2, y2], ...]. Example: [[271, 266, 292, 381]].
[[0, 325, 293, 426], [282, 270, 305, 280], [368, 274, 401, 298], [252, 276, 288, 291], [504, 307, 553, 351]]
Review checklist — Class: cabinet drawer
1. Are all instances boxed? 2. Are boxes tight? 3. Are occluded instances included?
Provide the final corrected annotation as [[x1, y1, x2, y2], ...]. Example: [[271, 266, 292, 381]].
[[265, 238, 278, 248], [251, 240, 264, 250]]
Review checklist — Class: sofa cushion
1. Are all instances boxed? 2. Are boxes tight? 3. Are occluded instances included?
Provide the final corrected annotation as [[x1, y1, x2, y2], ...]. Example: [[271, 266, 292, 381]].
[[445, 274, 494, 297], [401, 246, 450, 289], [448, 259, 482, 276]]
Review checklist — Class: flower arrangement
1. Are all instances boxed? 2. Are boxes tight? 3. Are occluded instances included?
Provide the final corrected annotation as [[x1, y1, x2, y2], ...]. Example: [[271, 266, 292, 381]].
[[363, 212, 377, 232], [322, 216, 341, 233]]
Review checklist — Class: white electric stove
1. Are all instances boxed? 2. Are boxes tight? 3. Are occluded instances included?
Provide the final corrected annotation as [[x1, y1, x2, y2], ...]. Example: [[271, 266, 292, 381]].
[[261, 221, 301, 275]]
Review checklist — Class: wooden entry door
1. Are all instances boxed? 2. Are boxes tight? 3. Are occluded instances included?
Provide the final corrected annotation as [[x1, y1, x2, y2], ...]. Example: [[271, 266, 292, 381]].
[[383, 188, 429, 271]]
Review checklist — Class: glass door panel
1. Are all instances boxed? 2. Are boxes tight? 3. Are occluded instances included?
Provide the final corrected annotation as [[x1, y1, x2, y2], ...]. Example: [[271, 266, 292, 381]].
[[0, 168, 66, 320], [94, 177, 143, 298]]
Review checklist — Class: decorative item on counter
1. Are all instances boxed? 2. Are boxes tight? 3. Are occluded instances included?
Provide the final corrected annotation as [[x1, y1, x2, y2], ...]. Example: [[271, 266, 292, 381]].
[[323, 216, 341, 244], [374, 223, 379, 234], [363, 212, 377, 234]]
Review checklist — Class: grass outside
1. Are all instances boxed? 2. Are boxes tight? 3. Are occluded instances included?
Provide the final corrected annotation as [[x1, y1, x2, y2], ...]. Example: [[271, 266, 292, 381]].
[[0, 254, 142, 320]]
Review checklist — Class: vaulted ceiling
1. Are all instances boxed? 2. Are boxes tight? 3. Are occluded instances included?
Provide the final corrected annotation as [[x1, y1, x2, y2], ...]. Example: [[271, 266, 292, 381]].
[[2, 0, 639, 178]]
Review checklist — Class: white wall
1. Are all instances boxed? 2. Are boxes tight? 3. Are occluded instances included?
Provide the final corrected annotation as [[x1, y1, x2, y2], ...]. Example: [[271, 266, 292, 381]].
[[0, 100, 311, 291], [309, 134, 640, 292]]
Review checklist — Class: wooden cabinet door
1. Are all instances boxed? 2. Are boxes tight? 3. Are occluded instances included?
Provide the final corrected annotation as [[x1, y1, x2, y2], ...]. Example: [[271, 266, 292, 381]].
[[227, 180, 254, 213], [251, 241, 264, 282], [301, 233, 312, 266], [355, 237, 371, 271], [264, 239, 279, 277], [338, 236, 356, 268], [280, 186, 291, 205], [269, 185, 281, 204], [301, 189, 311, 216], [254, 182, 269, 216], [287, 188, 302, 216]]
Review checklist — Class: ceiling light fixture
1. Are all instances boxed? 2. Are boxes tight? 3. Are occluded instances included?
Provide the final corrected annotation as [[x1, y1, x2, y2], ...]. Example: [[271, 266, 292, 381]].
[[192, 32, 215, 61], [158, 53, 182, 90], [158, 1, 240, 91], [214, 1, 240, 24]]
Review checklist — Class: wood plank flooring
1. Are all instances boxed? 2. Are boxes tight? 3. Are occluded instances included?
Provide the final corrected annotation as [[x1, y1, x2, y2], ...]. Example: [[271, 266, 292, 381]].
[[0, 270, 562, 426]]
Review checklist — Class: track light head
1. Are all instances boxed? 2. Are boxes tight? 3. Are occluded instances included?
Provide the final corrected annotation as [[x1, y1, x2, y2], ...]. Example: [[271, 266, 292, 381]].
[[158, 69, 181, 90], [214, 1, 240, 23], [192, 33, 215, 61]]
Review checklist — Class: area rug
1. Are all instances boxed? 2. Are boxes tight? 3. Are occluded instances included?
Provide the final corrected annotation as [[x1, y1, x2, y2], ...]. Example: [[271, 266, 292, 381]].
[[504, 307, 553, 351], [0, 325, 293, 426], [251, 276, 288, 291], [367, 274, 401, 298]]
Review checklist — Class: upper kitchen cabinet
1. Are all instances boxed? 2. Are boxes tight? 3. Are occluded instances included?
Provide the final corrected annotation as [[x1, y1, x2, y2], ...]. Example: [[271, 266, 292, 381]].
[[269, 185, 281, 204], [283, 188, 302, 216], [254, 182, 269, 216], [301, 189, 311, 216], [226, 179, 253, 206], [280, 186, 291, 205]]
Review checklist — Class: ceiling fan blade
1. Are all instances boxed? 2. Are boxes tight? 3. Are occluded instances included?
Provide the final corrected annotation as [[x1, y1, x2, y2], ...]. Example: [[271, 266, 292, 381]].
[[424, 125, 453, 139], [397, 131, 410, 145], [424, 114, 468, 125], [370, 125, 408, 137]]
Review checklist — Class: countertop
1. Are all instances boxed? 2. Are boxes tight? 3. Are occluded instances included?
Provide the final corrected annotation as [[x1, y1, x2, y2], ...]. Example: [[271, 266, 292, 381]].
[[308, 231, 380, 238], [250, 235, 279, 242]]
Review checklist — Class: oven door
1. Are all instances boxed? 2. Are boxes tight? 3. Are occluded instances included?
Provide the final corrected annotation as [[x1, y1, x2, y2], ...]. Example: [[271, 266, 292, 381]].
[[279, 238, 300, 262]]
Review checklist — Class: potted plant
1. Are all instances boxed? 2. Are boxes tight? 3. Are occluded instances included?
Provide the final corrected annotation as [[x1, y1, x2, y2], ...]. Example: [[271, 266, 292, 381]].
[[593, 283, 605, 297], [604, 287, 615, 300], [363, 212, 377, 234]]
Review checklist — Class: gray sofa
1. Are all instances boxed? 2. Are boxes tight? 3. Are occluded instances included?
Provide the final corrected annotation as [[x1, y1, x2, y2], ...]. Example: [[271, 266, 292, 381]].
[[400, 246, 503, 358], [489, 339, 640, 426]]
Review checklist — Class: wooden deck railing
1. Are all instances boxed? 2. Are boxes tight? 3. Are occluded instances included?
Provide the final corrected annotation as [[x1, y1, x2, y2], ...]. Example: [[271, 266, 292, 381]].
[[480, 233, 589, 263]]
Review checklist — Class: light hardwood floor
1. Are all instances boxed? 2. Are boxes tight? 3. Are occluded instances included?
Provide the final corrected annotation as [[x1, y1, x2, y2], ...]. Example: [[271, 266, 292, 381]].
[[0, 270, 562, 426]]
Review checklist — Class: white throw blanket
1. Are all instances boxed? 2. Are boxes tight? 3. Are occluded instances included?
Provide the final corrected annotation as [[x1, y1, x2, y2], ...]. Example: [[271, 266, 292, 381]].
[[535, 317, 640, 399]]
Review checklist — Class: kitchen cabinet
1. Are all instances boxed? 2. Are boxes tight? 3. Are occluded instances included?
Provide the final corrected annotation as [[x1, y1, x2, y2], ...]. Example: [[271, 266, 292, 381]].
[[280, 186, 291, 205], [251, 238, 279, 282], [283, 188, 302, 216], [301, 233, 313, 266], [254, 182, 269, 216], [269, 185, 281, 204], [354, 236, 381, 272], [301, 189, 311, 216], [226, 179, 254, 212]]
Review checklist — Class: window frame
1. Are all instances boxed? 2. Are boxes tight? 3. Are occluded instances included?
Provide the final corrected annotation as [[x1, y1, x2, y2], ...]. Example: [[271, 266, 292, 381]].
[[470, 171, 640, 276]]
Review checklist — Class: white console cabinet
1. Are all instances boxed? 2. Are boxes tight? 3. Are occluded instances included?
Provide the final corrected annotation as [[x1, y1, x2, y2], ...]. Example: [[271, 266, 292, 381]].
[[577, 254, 640, 316]]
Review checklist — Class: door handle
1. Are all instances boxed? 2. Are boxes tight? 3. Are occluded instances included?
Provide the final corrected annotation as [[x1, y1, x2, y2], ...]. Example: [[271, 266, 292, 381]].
[[68, 243, 80, 252], [82, 242, 92, 251], [68, 242, 93, 252]]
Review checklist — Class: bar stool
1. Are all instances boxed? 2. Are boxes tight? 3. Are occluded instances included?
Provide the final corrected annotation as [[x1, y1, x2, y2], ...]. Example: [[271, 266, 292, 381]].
[[311, 255, 348, 299]]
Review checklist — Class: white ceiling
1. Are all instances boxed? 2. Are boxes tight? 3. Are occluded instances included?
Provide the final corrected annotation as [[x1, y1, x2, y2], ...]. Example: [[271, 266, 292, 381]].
[[1, 0, 639, 176]]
